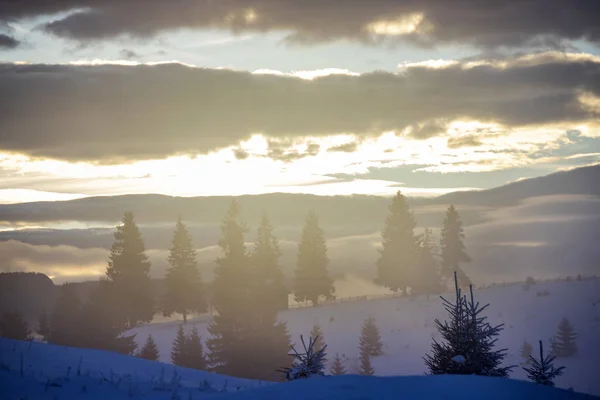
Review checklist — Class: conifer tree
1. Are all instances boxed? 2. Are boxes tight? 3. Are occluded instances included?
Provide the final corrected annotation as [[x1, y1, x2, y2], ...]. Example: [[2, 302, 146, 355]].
[[37, 309, 50, 341], [413, 228, 443, 295], [172, 324, 188, 367], [186, 327, 207, 370], [106, 212, 154, 328], [330, 353, 347, 375], [49, 283, 83, 347], [310, 324, 326, 355], [294, 211, 334, 306], [423, 272, 513, 377], [440, 205, 472, 287], [359, 316, 384, 357], [553, 318, 577, 357], [138, 334, 160, 361], [280, 335, 327, 380], [520, 340, 533, 364], [247, 213, 293, 381], [207, 200, 253, 377], [0, 310, 30, 340], [359, 344, 375, 376], [375, 191, 419, 294], [523, 340, 565, 387], [163, 216, 206, 323]]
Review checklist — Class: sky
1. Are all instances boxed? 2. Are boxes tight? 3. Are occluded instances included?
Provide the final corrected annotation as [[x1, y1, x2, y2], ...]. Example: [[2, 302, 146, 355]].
[[0, 1, 599, 203]]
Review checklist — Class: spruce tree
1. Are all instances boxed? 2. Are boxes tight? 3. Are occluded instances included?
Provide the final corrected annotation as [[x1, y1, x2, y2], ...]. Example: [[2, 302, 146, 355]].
[[207, 200, 253, 377], [49, 283, 83, 347], [359, 316, 384, 357], [138, 334, 160, 361], [553, 318, 577, 357], [440, 205, 472, 288], [520, 340, 533, 364], [172, 324, 188, 367], [423, 272, 513, 377], [186, 327, 207, 370], [523, 340, 565, 387], [294, 211, 334, 306], [330, 353, 347, 375], [247, 213, 292, 381], [413, 228, 443, 295], [310, 324, 326, 355], [375, 191, 418, 294], [106, 211, 154, 328], [0, 310, 30, 340], [163, 216, 206, 323], [37, 309, 50, 341], [359, 344, 375, 376]]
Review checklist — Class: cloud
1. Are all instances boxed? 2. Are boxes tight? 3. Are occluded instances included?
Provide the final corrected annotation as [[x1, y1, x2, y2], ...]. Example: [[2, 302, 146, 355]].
[[1, 52, 599, 163], [0, 33, 19, 49], [2, 1, 599, 49], [447, 135, 483, 149], [119, 49, 140, 59], [328, 142, 359, 153]]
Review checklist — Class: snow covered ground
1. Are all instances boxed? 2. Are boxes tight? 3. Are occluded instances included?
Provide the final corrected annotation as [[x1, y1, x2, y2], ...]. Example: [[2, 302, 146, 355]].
[[1, 338, 597, 400], [131, 278, 600, 396]]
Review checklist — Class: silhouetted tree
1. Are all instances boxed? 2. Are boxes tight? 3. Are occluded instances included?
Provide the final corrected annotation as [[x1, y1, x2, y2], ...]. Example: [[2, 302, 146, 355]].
[[523, 340, 565, 387], [521, 340, 533, 364], [440, 206, 472, 287], [553, 318, 577, 357], [424, 272, 513, 377], [330, 353, 346, 375], [280, 335, 327, 380], [376, 191, 419, 294], [359, 316, 383, 357], [171, 324, 188, 367], [359, 343, 375, 376], [207, 200, 253, 377], [163, 216, 206, 323], [413, 228, 443, 295], [138, 334, 160, 361], [186, 327, 207, 370], [310, 324, 326, 356], [294, 211, 334, 306], [49, 283, 82, 347], [106, 211, 154, 328], [0, 309, 30, 340], [37, 309, 50, 341]]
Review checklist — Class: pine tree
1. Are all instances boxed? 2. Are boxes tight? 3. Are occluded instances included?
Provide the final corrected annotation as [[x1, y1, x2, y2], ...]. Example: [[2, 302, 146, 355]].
[[294, 211, 334, 306], [163, 216, 206, 324], [49, 283, 83, 347], [330, 353, 347, 375], [310, 324, 326, 356], [37, 309, 50, 341], [440, 205, 472, 288], [280, 335, 327, 380], [359, 344, 375, 376], [523, 340, 565, 387], [553, 318, 577, 357], [423, 272, 513, 377], [247, 213, 292, 381], [207, 200, 253, 377], [375, 191, 419, 294], [413, 228, 443, 295], [106, 211, 154, 328], [0, 310, 30, 340], [359, 316, 384, 357], [186, 327, 207, 370], [138, 334, 160, 361], [172, 324, 188, 367], [520, 340, 533, 364]]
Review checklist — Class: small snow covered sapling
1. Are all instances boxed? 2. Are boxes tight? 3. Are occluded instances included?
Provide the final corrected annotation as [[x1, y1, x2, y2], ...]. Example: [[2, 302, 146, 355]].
[[523, 340, 565, 387], [279, 335, 327, 380]]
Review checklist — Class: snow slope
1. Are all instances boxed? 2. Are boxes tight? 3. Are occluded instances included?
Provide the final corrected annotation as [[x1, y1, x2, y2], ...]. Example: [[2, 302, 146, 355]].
[[131, 278, 600, 396], [1, 337, 598, 400]]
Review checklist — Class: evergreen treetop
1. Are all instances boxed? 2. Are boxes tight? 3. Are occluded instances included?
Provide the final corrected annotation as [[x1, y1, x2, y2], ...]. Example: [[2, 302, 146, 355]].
[[294, 211, 334, 306], [359, 316, 384, 357], [553, 318, 577, 357], [413, 228, 443, 295], [310, 324, 326, 353], [359, 344, 375, 376], [376, 191, 418, 294], [106, 211, 154, 328], [172, 324, 188, 367], [0, 309, 30, 340], [523, 340, 565, 387], [440, 205, 472, 287], [330, 353, 347, 375], [520, 340, 533, 364], [186, 327, 207, 370], [163, 216, 206, 323], [139, 334, 160, 361]]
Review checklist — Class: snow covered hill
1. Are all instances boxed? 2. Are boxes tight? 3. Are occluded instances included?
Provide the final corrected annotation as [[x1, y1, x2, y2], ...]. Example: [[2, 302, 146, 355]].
[[1, 337, 597, 400], [131, 278, 600, 396]]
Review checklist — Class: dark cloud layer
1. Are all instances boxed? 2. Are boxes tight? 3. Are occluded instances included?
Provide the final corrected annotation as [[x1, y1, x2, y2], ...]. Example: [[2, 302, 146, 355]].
[[1, 1, 599, 49], [0, 33, 19, 49], [0, 53, 599, 162]]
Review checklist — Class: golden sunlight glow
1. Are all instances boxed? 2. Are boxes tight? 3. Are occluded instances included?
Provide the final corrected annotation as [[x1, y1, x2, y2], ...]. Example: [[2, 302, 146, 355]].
[[367, 13, 429, 36]]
